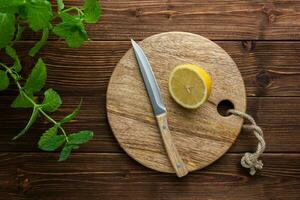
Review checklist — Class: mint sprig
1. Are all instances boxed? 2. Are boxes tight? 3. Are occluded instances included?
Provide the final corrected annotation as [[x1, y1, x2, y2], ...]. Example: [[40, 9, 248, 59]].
[[0, 0, 101, 161]]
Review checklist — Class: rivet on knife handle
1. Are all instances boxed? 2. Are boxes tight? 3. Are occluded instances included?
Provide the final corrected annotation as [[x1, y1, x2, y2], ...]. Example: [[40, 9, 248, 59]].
[[156, 113, 188, 177]]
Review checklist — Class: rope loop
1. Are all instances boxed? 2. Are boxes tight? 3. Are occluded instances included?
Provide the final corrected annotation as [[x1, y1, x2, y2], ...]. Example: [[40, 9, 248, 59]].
[[227, 109, 266, 175]]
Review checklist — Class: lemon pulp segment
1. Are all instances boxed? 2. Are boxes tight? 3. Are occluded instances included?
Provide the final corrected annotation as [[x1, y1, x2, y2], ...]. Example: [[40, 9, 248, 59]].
[[168, 64, 212, 109]]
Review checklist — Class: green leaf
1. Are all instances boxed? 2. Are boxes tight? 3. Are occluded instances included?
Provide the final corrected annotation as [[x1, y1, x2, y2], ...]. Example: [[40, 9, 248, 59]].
[[59, 12, 80, 23], [38, 126, 66, 151], [38, 125, 58, 149], [0, 0, 26, 13], [83, 0, 101, 24], [57, 0, 64, 11], [58, 144, 73, 161], [65, 30, 88, 48], [39, 135, 65, 151], [0, 12, 15, 48], [52, 24, 88, 48], [24, 0, 53, 31], [11, 91, 34, 108], [0, 70, 9, 91], [0, 0, 26, 9], [42, 88, 62, 112], [17, 4, 27, 19], [68, 130, 93, 145], [59, 99, 82, 124], [24, 58, 47, 93], [12, 106, 38, 140], [5, 46, 22, 72], [53, 14, 88, 48], [29, 27, 49, 57]]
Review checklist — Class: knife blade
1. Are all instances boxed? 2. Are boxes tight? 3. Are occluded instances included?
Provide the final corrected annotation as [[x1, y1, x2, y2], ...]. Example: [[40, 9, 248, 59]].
[[131, 39, 188, 177], [131, 39, 166, 116]]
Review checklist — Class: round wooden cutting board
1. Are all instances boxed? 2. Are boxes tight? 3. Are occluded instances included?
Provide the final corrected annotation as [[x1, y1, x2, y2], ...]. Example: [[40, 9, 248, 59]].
[[107, 32, 246, 173]]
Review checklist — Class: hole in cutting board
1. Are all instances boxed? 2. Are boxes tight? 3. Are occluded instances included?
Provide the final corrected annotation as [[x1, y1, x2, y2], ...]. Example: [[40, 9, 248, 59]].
[[217, 100, 234, 117]]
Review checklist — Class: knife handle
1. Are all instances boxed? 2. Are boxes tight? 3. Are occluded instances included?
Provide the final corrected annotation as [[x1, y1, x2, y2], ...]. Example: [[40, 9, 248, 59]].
[[156, 113, 189, 177]]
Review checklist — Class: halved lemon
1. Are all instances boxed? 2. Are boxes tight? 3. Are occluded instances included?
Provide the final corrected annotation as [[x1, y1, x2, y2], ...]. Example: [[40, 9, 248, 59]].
[[168, 64, 212, 109]]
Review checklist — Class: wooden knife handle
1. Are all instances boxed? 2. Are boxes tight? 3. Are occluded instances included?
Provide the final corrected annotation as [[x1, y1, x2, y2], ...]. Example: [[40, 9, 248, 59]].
[[156, 113, 189, 177]]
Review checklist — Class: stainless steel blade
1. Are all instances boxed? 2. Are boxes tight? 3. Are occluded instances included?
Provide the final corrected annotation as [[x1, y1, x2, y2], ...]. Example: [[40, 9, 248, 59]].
[[131, 39, 166, 116]]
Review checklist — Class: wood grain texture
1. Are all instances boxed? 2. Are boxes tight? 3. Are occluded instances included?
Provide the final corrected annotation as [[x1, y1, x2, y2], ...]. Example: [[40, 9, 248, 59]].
[[0, 96, 299, 153], [22, 0, 300, 41], [1, 40, 300, 97], [107, 32, 246, 173], [0, 0, 299, 199], [0, 153, 299, 200]]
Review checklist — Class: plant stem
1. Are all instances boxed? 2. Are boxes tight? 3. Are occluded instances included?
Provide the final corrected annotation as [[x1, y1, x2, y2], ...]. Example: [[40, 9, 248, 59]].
[[38, 108, 57, 125], [62, 7, 84, 16], [1, 63, 69, 142], [14, 24, 24, 42], [52, 7, 84, 23], [39, 109, 69, 142], [0, 63, 10, 70]]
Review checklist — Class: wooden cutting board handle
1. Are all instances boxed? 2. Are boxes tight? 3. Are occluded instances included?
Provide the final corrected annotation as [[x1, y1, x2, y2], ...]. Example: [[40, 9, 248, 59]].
[[156, 113, 188, 177]]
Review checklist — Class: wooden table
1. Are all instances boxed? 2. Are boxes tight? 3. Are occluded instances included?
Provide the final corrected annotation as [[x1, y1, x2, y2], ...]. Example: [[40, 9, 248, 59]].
[[1, 1, 300, 199]]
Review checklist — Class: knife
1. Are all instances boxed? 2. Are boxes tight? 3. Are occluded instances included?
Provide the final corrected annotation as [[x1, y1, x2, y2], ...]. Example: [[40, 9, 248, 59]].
[[131, 39, 188, 177]]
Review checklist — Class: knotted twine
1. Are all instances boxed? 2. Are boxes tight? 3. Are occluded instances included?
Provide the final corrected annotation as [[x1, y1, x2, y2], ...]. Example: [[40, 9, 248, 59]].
[[227, 109, 266, 175]]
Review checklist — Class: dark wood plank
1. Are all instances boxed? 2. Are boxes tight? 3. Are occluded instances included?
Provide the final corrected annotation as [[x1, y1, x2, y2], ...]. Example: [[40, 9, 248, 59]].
[[1, 41, 300, 97], [0, 95, 299, 153], [1, 153, 299, 200], [0, 1, 298, 199], [20, 0, 300, 41]]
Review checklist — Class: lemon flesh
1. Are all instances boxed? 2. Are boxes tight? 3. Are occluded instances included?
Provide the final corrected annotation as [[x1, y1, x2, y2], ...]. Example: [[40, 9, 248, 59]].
[[168, 64, 212, 109]]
